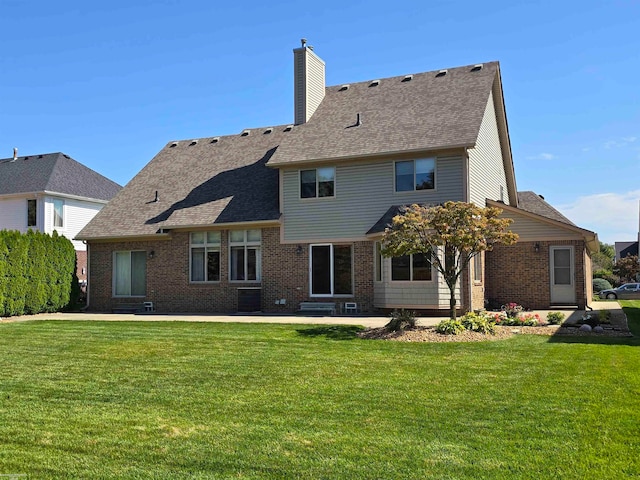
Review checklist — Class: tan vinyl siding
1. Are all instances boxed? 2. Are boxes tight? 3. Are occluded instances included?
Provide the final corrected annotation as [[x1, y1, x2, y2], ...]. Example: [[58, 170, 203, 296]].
[[282, 156, 465, 242], [468, 90, 509, 206], [501, 210, 584, 241], [294, 48, 325, 125]]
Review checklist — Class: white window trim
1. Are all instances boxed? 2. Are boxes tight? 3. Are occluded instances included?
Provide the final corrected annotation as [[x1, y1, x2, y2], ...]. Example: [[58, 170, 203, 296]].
[[229, 229, 262, 282], [309, 243, 354, 297], [299, 167, 336, 200], [390, 253, 434, 282], [53, 198, 64, 229], [27, 198, 37, 228], [112, 250, 146, 298], [189, 232, 221, 283], [393, 158, 437, 193]]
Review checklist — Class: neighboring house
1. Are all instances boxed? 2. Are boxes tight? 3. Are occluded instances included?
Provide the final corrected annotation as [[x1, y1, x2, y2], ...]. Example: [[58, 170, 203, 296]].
[[0, 151, 122, 281], [614, 202, 640, 262], [77, 42, 598, 314]]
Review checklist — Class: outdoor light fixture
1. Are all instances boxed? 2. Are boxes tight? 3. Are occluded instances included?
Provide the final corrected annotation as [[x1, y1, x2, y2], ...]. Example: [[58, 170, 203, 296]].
[[296, 245, 303, 254], [148, 250, 155, 259], [534, 243, 540, 253]]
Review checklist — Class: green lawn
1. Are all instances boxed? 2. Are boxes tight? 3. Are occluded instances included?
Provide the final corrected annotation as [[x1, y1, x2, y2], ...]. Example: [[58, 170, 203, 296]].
[[0, 311, 639, 479]]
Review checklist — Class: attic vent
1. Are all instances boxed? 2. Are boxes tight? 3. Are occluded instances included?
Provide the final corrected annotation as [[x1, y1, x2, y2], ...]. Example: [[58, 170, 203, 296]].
[[369, 79, 380, 87], [402, 74, 413, 82], [240, 129, 250, 137], [38, 155, 43, 158], [264, 127, 273, 135], [339, 84, 350, 91], [210, 137, 220, 144], [436, 69, 448, 77], [284, 125, 293, 132], [170, 142, 178, 148], [189, 140, 198, 146], [471, 64, 483, 72]]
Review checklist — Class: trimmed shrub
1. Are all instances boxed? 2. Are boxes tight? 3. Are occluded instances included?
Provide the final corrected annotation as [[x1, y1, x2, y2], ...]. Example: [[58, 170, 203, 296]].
[[546, 311, 566, 325], [592, 278, 613, 293]]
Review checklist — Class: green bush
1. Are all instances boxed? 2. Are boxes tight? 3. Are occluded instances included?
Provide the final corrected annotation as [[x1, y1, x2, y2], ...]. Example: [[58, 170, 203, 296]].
[[435, 319, 465, 335], [460, 312, 496, 335], [592, 278, 613, 293], [597, 309, 611, 324], [385, 309, 417, 332], [0, 230, 76, 317], [546, 311, 566, 325]]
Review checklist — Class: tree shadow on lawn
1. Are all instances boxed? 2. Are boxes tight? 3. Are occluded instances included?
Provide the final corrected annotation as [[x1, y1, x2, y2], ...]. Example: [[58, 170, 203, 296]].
[[296, 325, 365, 340], [547, 305, 640, 346]]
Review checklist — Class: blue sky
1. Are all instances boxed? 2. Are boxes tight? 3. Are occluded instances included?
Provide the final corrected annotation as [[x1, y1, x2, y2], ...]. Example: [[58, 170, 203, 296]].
[[2, 0, 638, 244]]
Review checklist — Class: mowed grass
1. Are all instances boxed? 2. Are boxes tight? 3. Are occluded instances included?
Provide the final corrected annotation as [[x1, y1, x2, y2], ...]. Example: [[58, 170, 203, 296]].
[[0, 312, 639, 479]]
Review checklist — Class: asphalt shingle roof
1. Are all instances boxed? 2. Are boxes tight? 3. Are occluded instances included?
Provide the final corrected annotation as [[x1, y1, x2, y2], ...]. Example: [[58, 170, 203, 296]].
[[0, 152, 121, 201], [268, 62, 499, 165], [516, 191, 576, 226], [77, 127, 286, 239]]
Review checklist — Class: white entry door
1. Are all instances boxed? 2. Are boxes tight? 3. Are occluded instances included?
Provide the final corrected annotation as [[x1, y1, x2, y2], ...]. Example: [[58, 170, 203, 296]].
[[550, 246, 575, 304]]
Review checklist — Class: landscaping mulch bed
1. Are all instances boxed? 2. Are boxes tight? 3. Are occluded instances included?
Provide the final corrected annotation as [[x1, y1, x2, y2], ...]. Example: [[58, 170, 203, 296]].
[[359, 309, 632, 342]]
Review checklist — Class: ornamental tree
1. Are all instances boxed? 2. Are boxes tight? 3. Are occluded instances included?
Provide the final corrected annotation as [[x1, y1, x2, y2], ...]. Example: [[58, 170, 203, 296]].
[[381, 202, 518, 320], [613, 254, 640, 283]]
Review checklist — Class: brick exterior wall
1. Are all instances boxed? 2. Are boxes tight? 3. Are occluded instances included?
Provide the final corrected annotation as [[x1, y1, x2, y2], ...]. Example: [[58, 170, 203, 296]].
[[87, 227, 376, 314], [485, 240, 587, 310], [75, 250, 87, 282]]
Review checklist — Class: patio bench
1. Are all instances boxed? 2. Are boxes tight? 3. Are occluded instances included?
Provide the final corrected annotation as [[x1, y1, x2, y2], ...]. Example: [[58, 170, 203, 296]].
[[298, 302, 337, 316]]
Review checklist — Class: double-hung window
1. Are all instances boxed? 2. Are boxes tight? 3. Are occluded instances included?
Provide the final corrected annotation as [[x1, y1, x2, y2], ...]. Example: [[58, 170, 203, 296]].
[[190, 232, 221, 282], [391, 253, 432, 281], [113, 251, 146, 296], [53, 198, 64, 228], [300, 167, 335, 198], [310, 244, 353, 296], [473, 253, 482, 283], [27, 199, 37, 227], [395, 158, 435, 192], [230, 229, 261, 281]]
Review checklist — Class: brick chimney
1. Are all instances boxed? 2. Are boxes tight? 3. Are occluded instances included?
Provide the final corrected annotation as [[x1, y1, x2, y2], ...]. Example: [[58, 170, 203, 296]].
[[293, 39, 325, 125]]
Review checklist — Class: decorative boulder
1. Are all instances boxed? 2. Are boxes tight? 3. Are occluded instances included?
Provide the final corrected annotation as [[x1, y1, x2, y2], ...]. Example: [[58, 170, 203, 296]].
[[579, 324, 592, 332], [593, 326, 604, 334]]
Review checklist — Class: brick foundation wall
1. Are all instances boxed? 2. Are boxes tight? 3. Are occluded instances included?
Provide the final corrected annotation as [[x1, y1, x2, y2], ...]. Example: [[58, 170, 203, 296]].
[[485, 240, 587, 310], [87, 227, 376, 314]]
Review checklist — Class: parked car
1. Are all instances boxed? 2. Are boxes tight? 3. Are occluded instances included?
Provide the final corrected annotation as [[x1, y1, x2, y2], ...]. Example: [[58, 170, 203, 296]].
[[598, 283, 640, 300]]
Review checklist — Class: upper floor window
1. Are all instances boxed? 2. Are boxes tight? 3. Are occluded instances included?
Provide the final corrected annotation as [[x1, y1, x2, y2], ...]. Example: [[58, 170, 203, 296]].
[[230, 229, 261, 281], [53, 199, 64, 228], [300, 167, 335, 198], [27, 199, 37, 227], [190, 231, 221, 282], [391, 253, 432, 281], [113, 250, 146, 297], [395, 158, 435, 192]]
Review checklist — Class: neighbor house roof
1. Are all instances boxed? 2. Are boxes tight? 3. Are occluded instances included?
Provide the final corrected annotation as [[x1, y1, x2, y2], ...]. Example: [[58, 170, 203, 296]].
[[0, 152, 121, 201], [268, 62, 500, 166], [77, 127, 287, 240]]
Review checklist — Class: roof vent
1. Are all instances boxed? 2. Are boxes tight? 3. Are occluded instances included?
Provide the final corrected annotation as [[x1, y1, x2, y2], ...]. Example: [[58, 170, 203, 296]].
[[24, 156, 30, 160], [339, 84, 350, 91], [436, 69, 448, 77], [170, 141, 178, 148], [369, 79, 380, 87], [471, 64, 483, 72], [264, 127, 273, 135], [210, 137, 220, 144], [402, 74, 413, 82], [284, 125, 293, 132], [189, 140, 198, 146], [12, 147, 17, 161], [241, 129, 250, 136], [38, 155, 43, 158]]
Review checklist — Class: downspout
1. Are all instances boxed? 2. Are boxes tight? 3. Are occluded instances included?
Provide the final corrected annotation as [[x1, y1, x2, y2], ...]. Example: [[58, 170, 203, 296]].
[[464, 147, 473, 313], [83, 242, 90, 311]]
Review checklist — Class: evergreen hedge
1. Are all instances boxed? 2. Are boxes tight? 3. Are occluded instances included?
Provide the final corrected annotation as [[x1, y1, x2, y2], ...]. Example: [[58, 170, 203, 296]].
[[0, 230, 76, 317]]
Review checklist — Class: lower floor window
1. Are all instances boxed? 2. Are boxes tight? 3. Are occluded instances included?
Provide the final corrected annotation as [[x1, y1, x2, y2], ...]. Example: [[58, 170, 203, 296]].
[[191, 248, 220, 282], [311, 244, 352, 296], [114, 251, 146, 296], [230, 246, 260, 281], [391, 253, 432, 281]]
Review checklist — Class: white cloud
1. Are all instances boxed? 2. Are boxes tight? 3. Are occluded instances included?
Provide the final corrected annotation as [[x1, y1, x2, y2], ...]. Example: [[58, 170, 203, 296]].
[[527, 152, 556, 160], [557, 190, 640, 244], [603, 136, 638, 149]]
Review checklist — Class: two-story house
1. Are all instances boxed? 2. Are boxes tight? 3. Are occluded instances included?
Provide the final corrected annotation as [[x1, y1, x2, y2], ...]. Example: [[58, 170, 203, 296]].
[[77, 43, 597, 314], [0, 151, 122, 281]]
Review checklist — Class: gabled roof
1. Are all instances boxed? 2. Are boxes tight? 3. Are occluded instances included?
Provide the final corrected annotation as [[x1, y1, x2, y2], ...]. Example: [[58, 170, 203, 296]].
[[77, 127, 287, 240], [0, 152, 121, 201], [517, 191, 576, 226], [268, 62, 500, 166]]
